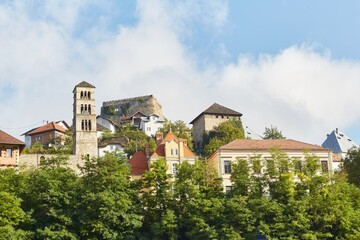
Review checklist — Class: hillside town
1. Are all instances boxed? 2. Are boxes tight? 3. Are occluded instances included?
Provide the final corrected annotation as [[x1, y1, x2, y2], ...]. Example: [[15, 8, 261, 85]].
[[1, 81, 358, 192]]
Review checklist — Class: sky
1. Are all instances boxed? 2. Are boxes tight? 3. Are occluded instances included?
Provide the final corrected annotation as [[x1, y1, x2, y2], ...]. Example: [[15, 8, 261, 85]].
[[1, 0, 360, 146]]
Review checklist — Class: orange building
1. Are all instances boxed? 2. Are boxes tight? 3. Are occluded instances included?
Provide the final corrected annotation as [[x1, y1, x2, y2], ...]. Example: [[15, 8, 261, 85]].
[[129, 131, 196, 179]]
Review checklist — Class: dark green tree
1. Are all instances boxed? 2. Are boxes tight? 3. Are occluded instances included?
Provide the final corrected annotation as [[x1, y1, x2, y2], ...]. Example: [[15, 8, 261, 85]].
[[20, 155, 79, 239], [263, 125, 285, 139], [343, 147, 360, 186], [140, 158, 177, 239], [203, 119, 244, 156], [76, 151, 142, 239]]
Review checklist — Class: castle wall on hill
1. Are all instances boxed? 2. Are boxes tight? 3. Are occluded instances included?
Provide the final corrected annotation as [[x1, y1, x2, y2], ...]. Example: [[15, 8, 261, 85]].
[[101, 95, 164, 120]]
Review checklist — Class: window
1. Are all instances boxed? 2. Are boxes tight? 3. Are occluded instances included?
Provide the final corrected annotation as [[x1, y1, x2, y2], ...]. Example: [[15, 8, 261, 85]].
[[6, 148, 12, 157], [146, 127, 151, 132], [172, 163, 178, 175], [88, 91, 91, 99], [225, 186, 233, 193], [175, 149, 178, 155], [321, 161, 328, 173], [171, 149, 174, 155], [295, 160, 302, 171], [224, 160, 231, 174], [110, 145, 113, 150], [35, 135, 41, 141]]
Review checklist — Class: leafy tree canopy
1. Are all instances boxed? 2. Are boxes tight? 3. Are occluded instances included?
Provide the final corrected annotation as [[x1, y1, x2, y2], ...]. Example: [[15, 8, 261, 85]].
[[343, 147, 360, 186], [263, 125, 286, 139], [202, 119, 244, 157]]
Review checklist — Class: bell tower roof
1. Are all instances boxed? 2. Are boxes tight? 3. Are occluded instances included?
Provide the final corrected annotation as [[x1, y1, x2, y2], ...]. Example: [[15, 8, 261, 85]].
[[73, 81, 95, 92]]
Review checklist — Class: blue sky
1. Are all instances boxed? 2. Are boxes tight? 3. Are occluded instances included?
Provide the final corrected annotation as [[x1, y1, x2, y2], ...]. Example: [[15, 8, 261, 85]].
[[0, 0, 359, 145]]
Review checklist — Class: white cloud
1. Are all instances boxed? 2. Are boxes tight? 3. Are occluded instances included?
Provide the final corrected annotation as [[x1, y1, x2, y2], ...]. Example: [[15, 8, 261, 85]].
[[0, 0, 359, 146]]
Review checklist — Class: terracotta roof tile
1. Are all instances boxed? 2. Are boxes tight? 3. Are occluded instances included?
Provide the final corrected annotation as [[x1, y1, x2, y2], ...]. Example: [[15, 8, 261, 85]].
[[0, 130, 25, 145], [129, 152, 149, 175], [27, 122, 66, 135], [183, 145, 195, 157], [220, 139, 329, 152]]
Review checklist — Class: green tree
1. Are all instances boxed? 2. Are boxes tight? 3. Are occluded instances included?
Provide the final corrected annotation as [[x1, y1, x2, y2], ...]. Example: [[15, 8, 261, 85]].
[[203, 119, 244, 156], [20, 155, 79, 239], [263, 125, 285, 139], [76, 151, 142, 239], [140, 158, 177, 239], [343, 147, 360, 186]]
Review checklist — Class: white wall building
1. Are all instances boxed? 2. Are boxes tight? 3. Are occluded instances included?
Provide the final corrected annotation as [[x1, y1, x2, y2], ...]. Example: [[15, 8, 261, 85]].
[[139, 114, 164, 137], [96, 116, 117, 134]]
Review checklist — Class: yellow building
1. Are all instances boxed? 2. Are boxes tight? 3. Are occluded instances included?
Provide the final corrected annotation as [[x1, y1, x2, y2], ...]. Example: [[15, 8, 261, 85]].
[[129, 131, 196, 179]]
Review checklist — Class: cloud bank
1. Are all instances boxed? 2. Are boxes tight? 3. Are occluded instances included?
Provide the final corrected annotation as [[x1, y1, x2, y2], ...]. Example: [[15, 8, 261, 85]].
[[1, 0, 359, 145]]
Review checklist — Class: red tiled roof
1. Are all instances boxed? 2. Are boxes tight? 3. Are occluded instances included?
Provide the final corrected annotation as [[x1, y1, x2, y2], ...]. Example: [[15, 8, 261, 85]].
[[27, 122, 66, 135], [129, 152, 149, 175], [0, 130, 25, 145], [220, 139, 329, 152]]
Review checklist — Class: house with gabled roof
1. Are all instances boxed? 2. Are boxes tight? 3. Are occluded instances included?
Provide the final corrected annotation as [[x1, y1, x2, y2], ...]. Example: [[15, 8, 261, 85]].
[[139, 114, 165, 137], [190, 103, 243, 152], [0, 130, 25, 166], [22, 121, 68, 148], [208, 139, 332, 192], [129, 131, 196, 179], [322, 128, 359, 170]]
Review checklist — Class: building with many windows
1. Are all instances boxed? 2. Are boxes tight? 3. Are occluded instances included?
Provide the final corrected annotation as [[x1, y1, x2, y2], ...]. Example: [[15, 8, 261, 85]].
[[72, 81, 98, 157], [208, 139, 333, 192]]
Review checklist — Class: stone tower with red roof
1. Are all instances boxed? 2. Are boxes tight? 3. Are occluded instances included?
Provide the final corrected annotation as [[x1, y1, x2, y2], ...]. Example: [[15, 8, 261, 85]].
[[72, 81, 98, 157]]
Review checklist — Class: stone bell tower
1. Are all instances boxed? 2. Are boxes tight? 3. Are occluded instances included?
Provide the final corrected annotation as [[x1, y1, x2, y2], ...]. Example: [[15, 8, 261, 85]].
[[72, 81, 98, 157]]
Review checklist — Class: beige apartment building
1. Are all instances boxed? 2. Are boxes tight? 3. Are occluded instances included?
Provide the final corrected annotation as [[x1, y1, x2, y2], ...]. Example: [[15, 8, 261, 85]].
[[208, 139, 333, 192]]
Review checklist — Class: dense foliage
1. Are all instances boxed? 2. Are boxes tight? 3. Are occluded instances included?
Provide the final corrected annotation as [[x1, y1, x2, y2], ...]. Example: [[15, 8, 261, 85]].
[[263, 125, 286, 139], [202, 119, 245, 157], [2, 150, 360, 239]]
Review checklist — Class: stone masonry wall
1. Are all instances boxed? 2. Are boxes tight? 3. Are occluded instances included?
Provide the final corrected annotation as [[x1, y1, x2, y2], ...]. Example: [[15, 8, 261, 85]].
[[19, 154, 85, 174]]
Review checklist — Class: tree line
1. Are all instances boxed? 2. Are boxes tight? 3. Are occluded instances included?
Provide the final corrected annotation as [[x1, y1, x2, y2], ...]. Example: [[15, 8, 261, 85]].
[[1, 148, 360, 239]]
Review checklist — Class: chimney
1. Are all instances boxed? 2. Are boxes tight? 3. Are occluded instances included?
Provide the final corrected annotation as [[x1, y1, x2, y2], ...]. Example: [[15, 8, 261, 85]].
[[155, 131, 163, 146], [145, 143, 150, 158], [336, 128, 338, 134]]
